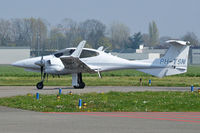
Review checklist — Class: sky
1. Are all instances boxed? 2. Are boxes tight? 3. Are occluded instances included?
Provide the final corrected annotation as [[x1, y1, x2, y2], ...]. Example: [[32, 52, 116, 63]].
[[0, 0, 199, 38]]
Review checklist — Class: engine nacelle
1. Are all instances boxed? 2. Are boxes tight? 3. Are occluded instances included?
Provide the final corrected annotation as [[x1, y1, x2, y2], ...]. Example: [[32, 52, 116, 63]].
[[45, 65, 64, 74]]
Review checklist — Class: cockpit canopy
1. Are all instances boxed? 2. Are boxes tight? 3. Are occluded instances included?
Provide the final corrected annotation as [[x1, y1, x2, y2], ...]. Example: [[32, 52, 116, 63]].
[[54, 48, 99, 58]]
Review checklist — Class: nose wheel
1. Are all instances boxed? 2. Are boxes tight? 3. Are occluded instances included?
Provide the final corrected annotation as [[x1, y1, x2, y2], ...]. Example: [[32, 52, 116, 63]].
[[36, 81, 44, 89]]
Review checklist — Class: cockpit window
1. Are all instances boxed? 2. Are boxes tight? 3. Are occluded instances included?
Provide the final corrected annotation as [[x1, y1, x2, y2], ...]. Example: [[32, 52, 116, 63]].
[[54, 52, 63, 57], [54, 49, 75, 57], [80, 50, 99, 58]]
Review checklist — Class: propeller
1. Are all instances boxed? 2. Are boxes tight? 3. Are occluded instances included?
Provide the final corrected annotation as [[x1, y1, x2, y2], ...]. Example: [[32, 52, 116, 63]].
[[35, 56, 45, 80], [40, 56, 45, 80]]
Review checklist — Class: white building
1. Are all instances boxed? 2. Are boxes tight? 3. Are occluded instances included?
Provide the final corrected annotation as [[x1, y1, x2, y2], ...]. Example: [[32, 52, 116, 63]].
[[0, 47, 30, 64]]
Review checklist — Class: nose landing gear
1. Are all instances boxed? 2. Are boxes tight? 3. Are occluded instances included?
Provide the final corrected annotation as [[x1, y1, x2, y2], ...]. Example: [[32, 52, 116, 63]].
[[36, 73, 46, 89]]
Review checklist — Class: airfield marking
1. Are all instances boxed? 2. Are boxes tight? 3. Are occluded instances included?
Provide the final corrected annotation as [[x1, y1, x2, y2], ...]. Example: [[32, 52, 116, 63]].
[[43, 112, 200, 124]]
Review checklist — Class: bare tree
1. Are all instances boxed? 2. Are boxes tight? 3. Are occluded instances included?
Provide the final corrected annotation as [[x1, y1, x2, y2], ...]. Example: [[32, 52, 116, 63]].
[[49, 27, 66, 49], [28, 18, 47, 55], [79, 19, 106, 48], [0, 19, 12, 46], [59, 18, 81, 47], [10, 18, 33, 47], [149, 21, 159, 47], [182, 32, 199, 47], [109, 22, 130, 50]]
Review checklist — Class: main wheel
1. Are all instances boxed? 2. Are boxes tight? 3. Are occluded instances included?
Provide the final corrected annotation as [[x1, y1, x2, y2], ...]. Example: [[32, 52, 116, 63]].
[[36, 81, 44, 89], [79, 82, 85, 88], [73, 82, 85, 89], [73, 86, 79, 89]]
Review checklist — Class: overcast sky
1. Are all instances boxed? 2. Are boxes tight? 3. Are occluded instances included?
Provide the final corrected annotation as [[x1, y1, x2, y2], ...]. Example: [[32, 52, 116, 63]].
[[0, 0, 199, 38]]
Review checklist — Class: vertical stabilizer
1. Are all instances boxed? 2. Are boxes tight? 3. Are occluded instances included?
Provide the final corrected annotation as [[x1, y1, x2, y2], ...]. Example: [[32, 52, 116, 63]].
[[136, 40, 190, 77]]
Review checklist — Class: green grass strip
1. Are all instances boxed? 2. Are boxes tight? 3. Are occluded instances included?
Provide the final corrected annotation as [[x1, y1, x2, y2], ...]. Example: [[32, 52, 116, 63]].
[[1, 91, 200, 112]]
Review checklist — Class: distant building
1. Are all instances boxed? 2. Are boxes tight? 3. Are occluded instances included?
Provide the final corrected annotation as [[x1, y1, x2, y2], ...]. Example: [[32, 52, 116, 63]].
[[192, 49, 200, 64], [0, 47, 30, 64], [111, 45, 200, 65], [148, 53, 161, 59], [112, 45, 166, 60]]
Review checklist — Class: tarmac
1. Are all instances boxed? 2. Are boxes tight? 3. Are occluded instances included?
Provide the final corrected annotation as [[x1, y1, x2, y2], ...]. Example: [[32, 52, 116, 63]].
[[0, 86, 200, 133], [0, 86, 193, 98]]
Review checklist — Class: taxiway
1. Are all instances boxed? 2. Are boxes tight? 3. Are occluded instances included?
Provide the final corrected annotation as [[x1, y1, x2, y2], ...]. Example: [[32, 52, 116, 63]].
[[0, 86, 199, 133]]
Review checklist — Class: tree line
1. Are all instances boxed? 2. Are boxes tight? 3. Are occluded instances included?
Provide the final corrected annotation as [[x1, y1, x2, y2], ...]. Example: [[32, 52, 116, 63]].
[[0, 18, 199, 54]]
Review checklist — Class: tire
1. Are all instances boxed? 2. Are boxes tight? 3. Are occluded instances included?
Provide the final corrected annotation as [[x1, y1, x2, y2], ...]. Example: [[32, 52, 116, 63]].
[[36, 82, 44, 89], [79, 82, 85, 89], [73, 86, 79, 89], [73, 82, 85, 89]]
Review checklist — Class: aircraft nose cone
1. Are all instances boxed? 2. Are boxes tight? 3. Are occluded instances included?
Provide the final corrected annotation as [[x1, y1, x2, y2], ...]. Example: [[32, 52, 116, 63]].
[[12, 60, 25, 67]]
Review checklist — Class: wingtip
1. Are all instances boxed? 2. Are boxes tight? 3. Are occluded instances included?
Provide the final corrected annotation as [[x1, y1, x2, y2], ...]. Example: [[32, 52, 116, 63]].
[[81, 40, 86, 44]]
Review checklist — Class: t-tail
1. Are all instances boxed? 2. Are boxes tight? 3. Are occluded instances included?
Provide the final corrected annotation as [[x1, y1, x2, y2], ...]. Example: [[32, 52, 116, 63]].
[[136, 40, 190, 77]]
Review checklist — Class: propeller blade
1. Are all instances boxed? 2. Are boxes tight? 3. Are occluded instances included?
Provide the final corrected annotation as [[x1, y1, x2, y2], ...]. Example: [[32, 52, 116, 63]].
[[41, 56, 44, 66], [47, 74, 48, 82], [40, 56, 45, 80], [41, 66, 43, 80]]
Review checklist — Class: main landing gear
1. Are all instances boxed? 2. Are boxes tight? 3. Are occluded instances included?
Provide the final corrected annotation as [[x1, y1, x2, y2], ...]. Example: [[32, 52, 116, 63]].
[[73, 73, 85, 89], [36, 73, 46, 89], [36, 72, 85, 89]]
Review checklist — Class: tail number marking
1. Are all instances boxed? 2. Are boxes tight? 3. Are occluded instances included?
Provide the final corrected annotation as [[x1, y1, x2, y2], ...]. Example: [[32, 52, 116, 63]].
[[160, 58, 186, 65]]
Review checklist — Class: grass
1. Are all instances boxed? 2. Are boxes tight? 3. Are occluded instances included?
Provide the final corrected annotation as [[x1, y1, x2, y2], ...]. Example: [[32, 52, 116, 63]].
[[0, 65, 199, 86], [1, 91, 200, 112], [0, 76, 199, 87]]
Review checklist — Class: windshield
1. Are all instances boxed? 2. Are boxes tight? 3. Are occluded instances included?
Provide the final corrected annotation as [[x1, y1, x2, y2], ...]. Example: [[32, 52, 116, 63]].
[[54, 49, 75, 57]]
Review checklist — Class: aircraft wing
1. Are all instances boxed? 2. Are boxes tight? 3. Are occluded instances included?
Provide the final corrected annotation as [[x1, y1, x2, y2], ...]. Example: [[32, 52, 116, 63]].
[[59, 40, 96, 73], [60, 56, 95, 73]]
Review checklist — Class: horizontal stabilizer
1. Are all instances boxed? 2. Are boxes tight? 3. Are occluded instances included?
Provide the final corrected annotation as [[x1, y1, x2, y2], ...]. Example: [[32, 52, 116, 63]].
[[166, 40, 190, 46]]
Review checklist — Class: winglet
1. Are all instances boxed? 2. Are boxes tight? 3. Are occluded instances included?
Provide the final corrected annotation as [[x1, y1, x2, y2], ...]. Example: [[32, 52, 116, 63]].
[[71, 40, 86, 58], [97, 46, 104, 51]]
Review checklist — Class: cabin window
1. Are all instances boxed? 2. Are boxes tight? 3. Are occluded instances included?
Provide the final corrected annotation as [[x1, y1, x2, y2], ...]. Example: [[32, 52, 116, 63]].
[[80, 50, 99, 58], [54, 49, 98, 58], [63, 49, 75, 56]]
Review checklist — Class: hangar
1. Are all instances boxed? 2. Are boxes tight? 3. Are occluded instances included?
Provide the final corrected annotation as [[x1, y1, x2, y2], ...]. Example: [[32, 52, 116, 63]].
[[0, 47, 30, 64], [112, 45, 200, 65]]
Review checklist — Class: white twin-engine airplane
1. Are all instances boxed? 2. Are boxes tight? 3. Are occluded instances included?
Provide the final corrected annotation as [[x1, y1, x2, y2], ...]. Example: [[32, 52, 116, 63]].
[[12, 40, 190, 89]]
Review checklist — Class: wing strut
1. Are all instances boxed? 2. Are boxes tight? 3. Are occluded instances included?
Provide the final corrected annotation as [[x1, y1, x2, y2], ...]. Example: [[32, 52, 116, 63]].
[[97, 70, 102, 78]]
